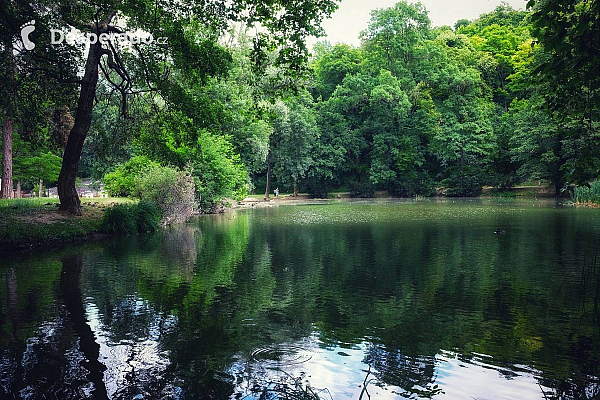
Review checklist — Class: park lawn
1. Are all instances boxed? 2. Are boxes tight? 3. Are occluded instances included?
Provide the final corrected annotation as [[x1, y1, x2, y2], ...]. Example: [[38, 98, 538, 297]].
[[0, 197, 133, 250]]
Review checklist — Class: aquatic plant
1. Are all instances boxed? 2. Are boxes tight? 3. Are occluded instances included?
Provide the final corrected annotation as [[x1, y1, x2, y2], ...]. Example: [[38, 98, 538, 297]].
[[572, 181, 600, 205]]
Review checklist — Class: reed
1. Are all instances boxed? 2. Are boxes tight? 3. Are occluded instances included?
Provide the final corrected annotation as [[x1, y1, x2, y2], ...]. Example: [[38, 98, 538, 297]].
[[572, 181, 600, 205]]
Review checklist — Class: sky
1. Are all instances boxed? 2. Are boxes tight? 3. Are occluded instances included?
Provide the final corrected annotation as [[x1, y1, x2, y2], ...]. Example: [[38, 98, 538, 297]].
[[308, 0, 528, 48]]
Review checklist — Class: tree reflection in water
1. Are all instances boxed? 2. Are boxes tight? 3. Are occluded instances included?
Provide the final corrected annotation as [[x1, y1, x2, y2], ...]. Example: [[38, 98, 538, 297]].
[[1, 200, 600, 399], [60, 255, 108, 399]]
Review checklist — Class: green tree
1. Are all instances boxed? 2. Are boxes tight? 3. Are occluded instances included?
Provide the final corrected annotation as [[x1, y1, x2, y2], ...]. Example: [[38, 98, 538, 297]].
[[1, 1, 77, 198], [361, 0, 430, 83], [527, 0, 600, 190], [5, 0, 338, 214], [14, 152, 62, 197], [311, 42, 364, 101], [271, 95, 320, 197]]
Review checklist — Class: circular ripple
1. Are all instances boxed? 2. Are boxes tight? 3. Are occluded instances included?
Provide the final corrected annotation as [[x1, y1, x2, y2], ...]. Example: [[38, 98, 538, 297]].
[[250, 345, 312, 365]]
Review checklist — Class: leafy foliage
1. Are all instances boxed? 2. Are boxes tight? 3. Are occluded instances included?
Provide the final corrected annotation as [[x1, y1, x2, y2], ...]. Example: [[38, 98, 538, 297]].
[[349, 180, 375, 198], [103, 156, 159, 197], [526, 0, 600, 188], [14, 152, 62, 185], [442, 169, 483, 197], [6, 0, 600, 209]]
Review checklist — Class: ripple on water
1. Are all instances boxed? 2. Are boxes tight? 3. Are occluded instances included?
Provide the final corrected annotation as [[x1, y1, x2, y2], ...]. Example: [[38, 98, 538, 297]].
[[250, 344, 313, 365]]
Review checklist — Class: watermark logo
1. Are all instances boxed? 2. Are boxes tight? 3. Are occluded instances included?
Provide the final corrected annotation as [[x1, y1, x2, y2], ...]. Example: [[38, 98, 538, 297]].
[[21, 20, 36, 50], [20, 20, 166, 51], [51, 30, 166, 46]]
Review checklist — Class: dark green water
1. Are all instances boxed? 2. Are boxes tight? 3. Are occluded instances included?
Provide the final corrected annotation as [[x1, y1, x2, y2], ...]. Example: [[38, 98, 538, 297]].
[[1, 199, 600, 399]]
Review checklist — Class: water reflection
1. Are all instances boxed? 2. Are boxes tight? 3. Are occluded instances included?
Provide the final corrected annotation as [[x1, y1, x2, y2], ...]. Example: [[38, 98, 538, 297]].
[[1, 199, 599, 399]]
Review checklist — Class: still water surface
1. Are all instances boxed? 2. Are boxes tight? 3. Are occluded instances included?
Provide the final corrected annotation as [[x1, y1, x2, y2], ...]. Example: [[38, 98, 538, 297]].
[[1, 199, 599, 399]]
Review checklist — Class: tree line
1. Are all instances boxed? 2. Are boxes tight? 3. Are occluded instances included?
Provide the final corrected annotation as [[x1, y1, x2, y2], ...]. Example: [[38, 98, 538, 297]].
[[1, 0, 599, 211]]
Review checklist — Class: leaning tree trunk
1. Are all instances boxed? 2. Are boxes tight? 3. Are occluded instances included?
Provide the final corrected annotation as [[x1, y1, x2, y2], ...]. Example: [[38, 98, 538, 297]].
[[1, 116, 13, 199], [58, 41, 102, 215]]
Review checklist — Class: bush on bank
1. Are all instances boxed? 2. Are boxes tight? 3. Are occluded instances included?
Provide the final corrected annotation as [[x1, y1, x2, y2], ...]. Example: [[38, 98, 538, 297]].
[[134, 165, 196, 224], [101, 201, 161, 234], [104, 158, 197, 223]]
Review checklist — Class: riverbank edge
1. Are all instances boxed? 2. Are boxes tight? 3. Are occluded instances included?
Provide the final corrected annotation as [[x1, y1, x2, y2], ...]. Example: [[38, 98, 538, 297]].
[[230, 194, 579, 212], [572, 201, 600, 208], [0, 209, 106, 254], [0, 199, 131, 254], [1, 231, 110, 253]]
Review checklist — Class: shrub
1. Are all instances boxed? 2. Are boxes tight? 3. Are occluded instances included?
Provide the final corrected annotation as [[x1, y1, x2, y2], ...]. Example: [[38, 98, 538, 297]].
[[443, 170, 483, 197], [101, 201, 161, 234], [103, 156, 159, 197], [102, 204, 137, 234], [388, 171, 436, 197], [134, 165, 196, 224], [349, 180, 375, 198], [304, 176, 333, 198], [572, 181, 600, 204]]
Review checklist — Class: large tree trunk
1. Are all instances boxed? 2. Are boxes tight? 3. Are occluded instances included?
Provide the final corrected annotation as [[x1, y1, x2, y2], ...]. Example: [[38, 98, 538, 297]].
[[264, 154, 271, 200], [293, 182, 298, 197], [1, 39, 14, 199], [38, 179, 43, 197], [58, 41, 102, 215], [1, 116, 13, 199]]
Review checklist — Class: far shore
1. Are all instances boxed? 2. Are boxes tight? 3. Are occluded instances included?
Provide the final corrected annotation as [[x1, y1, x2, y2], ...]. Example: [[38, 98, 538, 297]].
[[0, 185, 588, 253]]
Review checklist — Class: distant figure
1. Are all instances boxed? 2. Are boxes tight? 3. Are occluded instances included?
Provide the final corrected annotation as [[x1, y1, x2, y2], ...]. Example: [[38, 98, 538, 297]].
[[274, 187, 279, 198], [494, 228, 505, 235]]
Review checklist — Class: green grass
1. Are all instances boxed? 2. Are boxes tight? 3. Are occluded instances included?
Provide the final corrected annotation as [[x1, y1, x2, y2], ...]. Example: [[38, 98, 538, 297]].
[[82, 197, 134, 204], [0, 196, 132, 210], [519, 179, 551, 186], [489, 190, 518, 198], [0, 197, 59, 211], [572, 181, 600, 205]]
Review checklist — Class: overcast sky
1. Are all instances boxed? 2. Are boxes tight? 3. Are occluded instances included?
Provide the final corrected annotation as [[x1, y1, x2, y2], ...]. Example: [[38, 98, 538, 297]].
[[308, 0, 528, 48]]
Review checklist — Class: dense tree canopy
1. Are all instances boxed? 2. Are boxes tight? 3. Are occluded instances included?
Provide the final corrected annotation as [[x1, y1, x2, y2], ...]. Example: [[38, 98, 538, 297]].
[[2, 0, 599, 209]]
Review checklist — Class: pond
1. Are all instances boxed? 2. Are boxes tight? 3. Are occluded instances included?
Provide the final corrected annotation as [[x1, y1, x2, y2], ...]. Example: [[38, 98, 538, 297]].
[[1, 199, 599, 399]]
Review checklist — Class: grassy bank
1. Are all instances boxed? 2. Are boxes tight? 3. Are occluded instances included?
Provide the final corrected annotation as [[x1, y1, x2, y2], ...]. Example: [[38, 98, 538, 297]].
[[0, 197, 133, 251]]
